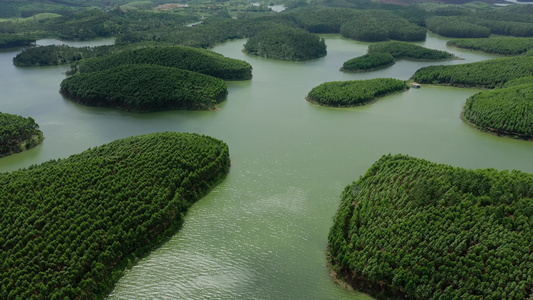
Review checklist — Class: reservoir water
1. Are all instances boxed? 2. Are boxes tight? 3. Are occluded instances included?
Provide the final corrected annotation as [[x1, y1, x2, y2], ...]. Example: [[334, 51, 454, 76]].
[[1, 33, 532, 299]]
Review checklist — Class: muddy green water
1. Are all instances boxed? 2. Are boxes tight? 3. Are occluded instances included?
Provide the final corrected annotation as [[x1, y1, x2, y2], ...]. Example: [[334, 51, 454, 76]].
[[1, 33, 532, 299]]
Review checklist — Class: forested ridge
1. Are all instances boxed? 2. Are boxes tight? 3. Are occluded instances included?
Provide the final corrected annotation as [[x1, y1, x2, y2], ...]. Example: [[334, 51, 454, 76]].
[[60, 64, 227, 112], [412, 57, 533, 88], [0, 112, 43, 158], [243, 25, 326, 61], [462, 83, 533, 140], [329, 154, 533, 299], [69, 46, 252, 80], [306, 78, 408, 107], [0, 132, 230, 299]]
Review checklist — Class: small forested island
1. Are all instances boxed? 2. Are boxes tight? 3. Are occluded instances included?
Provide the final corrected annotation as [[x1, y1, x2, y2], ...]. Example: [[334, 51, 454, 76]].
[[306, 78, 408, 107], [0, 112, 43, 158], [341, 53, 395, 72], [329, 154, 533, 300], [0, 132, 230, 299], [447, 38, 533, 56], [59, 64, 227, 112], [243, 26, 326, 61], [462, 83, 533, 140], [367, 41, 455, 60], [69, 46, 253, 80], [412, 56, 533, 88]]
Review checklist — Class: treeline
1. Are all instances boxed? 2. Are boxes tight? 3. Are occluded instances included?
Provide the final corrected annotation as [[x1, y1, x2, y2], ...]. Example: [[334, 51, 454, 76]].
[[341, 53, 395, 72], [339, 10, 426, 42], [0, 112, 43, 157], [243, 25, 326, 61], [60, 64, 227, 112], [426, 10, 533, 39], [412, 57, 533, 88], [426, 16, 490, 38], [0, 132, 230, 299], [447, 38, 533, 56], [329, 154, 533, 300], [69, 46, 252, 80], [368, 41, 455, 60], [306, 78, 408, 107], [0, 33, 35, 48], [462, 83, 533, 140], [13, 44, 116, 67]]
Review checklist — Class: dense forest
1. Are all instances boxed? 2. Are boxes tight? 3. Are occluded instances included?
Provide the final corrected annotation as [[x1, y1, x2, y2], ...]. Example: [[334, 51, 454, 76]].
[[425, 9, 533, 38], [329, 154, 533, 299], [0, 33, 34, 48], [69, 46, 252, 80], [462, 83, 533, 140], [60, 64, 228, 112], [243, 25, 326, 61], [339, 10, 426, 42], [0, 132, 230, 299], [0, 112, 43, 158], [367, 41, 455, 60], [447, 38, 533, 56], [341, 53, 395, 72], [306, 78, 408, 107], [412, 57, 533, 88], [13, 44, 117, 67]]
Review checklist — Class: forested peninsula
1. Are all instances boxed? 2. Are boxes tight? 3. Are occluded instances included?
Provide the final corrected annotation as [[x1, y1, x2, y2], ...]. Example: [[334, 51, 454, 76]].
[[329, 154, 533, 300], [0, 132, 230, 299], [0, 112, 43, 158], [412, 57, 533, 88], [69, 46, 252, 80], [342, 42, 454, 72], [243, 26, 326, 61], [447, 38, 533, 56], [0, 33, 35, 48], [368, 41, 455, 60], [60, 65, 227, 112], [306, 78, 408, 107], [462, 84, 533, 140]]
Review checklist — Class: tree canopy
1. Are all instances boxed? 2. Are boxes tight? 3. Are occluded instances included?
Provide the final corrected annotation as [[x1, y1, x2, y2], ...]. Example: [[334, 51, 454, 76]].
[[70, 46, 252, 80], [0, 112, 43, 157], [306, 78, 408, 107], [329, 154, 533, 299], [243, 25, 326, 61], [0, 132, 230, 299], [462, 83, 533, 140], [60, 64, 227, 112], [447, 38, 533, 56], [341, 53, 395, 72], [368, 41, 455, 60], [412, 57, 533, 88]]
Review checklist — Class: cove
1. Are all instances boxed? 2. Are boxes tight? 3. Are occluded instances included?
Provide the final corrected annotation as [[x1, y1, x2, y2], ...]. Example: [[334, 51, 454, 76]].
[[1, 33, 532, 299]]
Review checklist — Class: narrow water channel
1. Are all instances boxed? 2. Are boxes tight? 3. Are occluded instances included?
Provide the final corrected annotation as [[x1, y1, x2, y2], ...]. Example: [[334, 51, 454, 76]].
[[1, 33, 532, 299]]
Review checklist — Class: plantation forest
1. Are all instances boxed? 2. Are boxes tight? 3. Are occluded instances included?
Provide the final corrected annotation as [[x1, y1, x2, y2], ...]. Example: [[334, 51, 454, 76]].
[[0, 132, 230, 299], [329, 154, 533, 299], [0, 112, 43, 158], [2, 0, 533, 299]]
